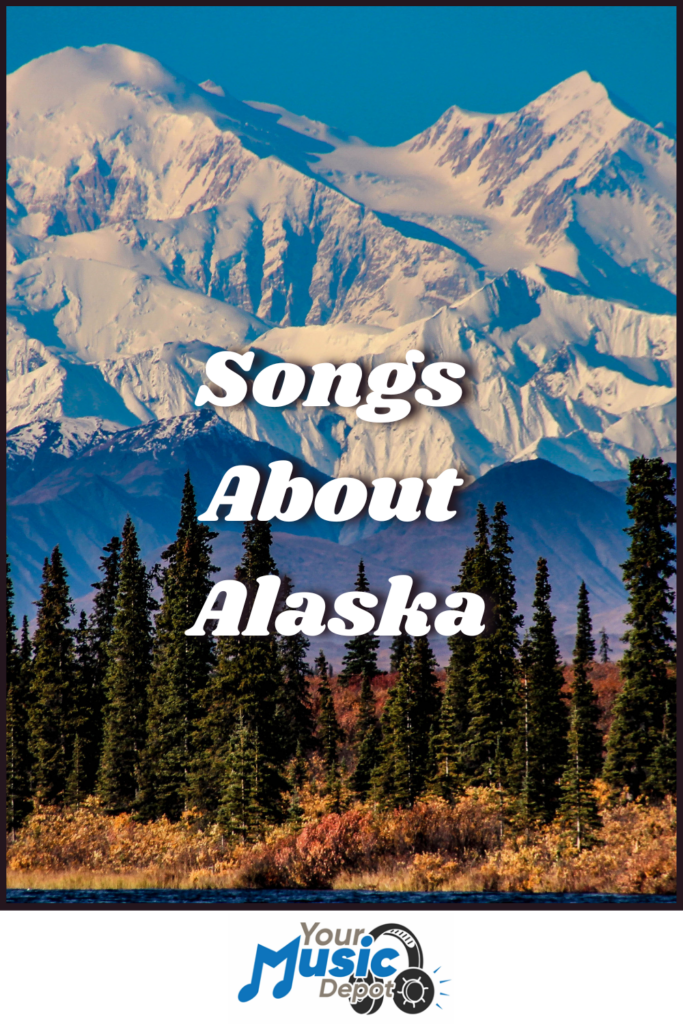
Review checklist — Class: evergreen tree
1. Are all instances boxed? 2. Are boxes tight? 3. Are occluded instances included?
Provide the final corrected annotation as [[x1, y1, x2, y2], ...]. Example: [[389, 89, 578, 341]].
[[6, 560, 33, 831], [350, 670, 379, 799], [431, 672, 464, 801], [189, 521, 285, 818], [570, 582, 603, 779], [316, 650, 342, 807], [410, 636, 442, 791], [598, 627, 611, 663], [338, 560, 380, 686], [277, 575, 315, 759], [28, 548, 75, 805], [218, 714, 274, 842], [440, 505, 493, 757], [88, 535, 121, 772], [464, 502, 522, 784], [604, 457, 676, 798], [558, 704, 601, 851], [390, 632, 411, 673], [98, 518, 156, 813], [557, 582, 603, 849], [373, 656, 416, 809], [286, 740, 308, 825], [510, 558, 568, 824], [65, 611, 98, 805], [139, 474, 218, 820]]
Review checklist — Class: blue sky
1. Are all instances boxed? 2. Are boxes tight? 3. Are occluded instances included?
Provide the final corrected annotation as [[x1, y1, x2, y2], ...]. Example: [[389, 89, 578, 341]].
[[6, 6, 676, 145]]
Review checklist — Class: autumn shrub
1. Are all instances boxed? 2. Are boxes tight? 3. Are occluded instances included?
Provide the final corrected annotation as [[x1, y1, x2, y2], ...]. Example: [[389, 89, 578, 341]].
[[7, 789, 675, 894], [230, 791, 502, 888], [6, 798, 226, 876]]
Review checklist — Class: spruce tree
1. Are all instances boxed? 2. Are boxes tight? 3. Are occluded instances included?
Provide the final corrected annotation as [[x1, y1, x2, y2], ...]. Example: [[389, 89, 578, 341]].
[[28, 548, 75, 805], [373, 658, 417, 809], [390, 632, 411, 673], [218, 714, 277, 842], [98, 518, 156, 813], [558, 704, 601, 851], [350, 670, 379, 799], [570, 582, 603, 779], [598, 627, 611, 663], [464, 502, 522, 784], [431, 672, 464, 801], [190, 521, 285, 818], [557, 582, 603, 848], [65, 611, 98, 805], [604, 457, 676, 798], [140, 474, 218, 820], [510, 558, 568, 824], [338, 560, 380, 686], [438, 505, 494, 784], [6, 560, 33, 831], [410, 636, 442, 791], [88, 535, 121, 772], [277, 575, 315, 759], [316, 650, 342, 807], [287, 740, 308, 825]]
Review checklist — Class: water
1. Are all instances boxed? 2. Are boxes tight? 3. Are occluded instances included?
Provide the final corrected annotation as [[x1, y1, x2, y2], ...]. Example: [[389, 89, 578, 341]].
[[6, 889, 676, 905]]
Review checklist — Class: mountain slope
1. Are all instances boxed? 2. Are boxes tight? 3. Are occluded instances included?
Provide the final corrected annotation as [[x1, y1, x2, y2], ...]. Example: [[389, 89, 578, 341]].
[[311, 72, 676, 312]]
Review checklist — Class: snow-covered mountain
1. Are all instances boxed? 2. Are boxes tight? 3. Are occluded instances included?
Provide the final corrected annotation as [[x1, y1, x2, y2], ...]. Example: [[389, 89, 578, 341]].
[[5, 45, 676, 645]]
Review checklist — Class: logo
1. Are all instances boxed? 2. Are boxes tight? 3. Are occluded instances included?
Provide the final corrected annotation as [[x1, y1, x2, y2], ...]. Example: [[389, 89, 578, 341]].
[[238, 921, 450, 1014]]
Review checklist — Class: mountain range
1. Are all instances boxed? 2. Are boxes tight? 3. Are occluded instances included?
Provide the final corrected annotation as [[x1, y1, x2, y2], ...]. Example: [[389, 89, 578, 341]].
[[6, 45, 676, 659]]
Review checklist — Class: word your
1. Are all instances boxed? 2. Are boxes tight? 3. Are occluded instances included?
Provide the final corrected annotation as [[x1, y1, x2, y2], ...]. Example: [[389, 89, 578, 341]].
[[186, 574, 486, 638], [199, 462, 463, 524], [195, 349, 465, 423]]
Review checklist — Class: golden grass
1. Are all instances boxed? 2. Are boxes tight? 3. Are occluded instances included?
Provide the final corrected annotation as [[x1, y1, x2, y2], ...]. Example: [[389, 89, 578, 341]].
[[6, 788, 675, 894]]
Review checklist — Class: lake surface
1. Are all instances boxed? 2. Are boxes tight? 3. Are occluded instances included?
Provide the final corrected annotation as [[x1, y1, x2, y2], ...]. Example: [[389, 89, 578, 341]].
[[6, 889, 676, 905]]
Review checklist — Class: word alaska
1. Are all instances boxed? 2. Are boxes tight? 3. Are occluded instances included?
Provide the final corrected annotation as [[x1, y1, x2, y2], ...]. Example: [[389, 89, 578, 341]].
[[186, 574, 486, 638], [238, 920, 443, 1014], [199, 461, 463, 523], [195, 349, 465, 422]]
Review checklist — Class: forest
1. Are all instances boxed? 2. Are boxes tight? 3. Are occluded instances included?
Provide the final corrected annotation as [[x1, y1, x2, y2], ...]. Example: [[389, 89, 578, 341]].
[[5, 456, 677, 893]]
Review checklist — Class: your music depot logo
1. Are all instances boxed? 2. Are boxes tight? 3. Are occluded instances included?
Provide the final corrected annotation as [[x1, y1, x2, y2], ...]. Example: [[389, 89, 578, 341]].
[[238, 921, 449, 1013]]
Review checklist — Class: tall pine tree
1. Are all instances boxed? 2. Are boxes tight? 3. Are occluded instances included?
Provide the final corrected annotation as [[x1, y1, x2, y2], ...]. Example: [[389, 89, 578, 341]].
[[316, 650, 343, 808], [464, 502, 522, 784], [570, 582, 602, 778], [6, 559, 33, 831], [98, 517, 156, 813], [338, 560, 380, 686], [28, 548, 75, 806], [373, 655, 417, 809], [218, 713, 272, 842], [510, 558, 568, 824], [604, 457, 676, 798], [190, 521, 285, 820], [558, 704, 602, 851], [139, 474, 218, 820], [350, 670, 379, 799], [598, 627, 611, 663], [409, 636, 442, 792], [65, 611, 98, 805], [277, 574, 315, 759], [88, 535, 121, 775], [557, 582, 603, 849]]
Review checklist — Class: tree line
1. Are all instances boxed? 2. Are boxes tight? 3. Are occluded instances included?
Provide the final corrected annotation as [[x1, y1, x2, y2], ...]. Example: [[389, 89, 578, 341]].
[[6, 457, 676, 852]]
